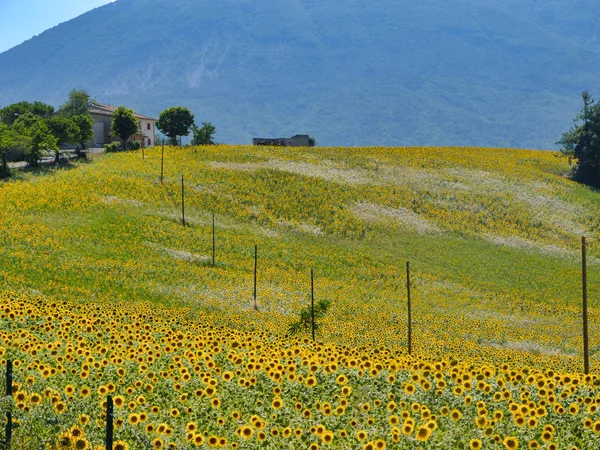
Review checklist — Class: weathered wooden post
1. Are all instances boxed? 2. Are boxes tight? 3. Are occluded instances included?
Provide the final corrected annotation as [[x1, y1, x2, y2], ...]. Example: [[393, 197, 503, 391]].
[[142, 146, 145, 159], [582, 236, 590, 375], [160, 144, 164, 183], [4, 359, 12, 447], [5, 360, 12, 397], [253, 245, 258, 311], [106, 395, 114, 450], [311, 269, 315, 341], [181, 174, 185, 227], [212, 212, 216, 267], [407, 261, 412, 355]]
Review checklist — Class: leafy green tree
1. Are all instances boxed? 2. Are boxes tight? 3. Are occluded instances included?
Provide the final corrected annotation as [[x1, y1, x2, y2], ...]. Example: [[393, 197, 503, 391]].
[[557, 91, 600, 187], [58, 89, 93, 118], [308, 136, 317, 147], [0, 123, 20, 177], [13, 113, 58, 166], [72, 114, 94, 156], [0, 101, 54, 126], [156, 107, 195, 146], [191, 122, 216, 145], [46, 116, 80, 163], [0, 126, 30, 177], [111, 106, 139, 150]]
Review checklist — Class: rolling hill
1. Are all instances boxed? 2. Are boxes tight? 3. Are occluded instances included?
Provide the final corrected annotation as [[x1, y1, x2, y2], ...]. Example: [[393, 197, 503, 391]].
[[0, 0, 599, 147], [2, 145, 600, 447]]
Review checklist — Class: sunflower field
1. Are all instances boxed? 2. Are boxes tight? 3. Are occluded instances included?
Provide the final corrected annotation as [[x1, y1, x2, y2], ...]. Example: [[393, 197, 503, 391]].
[[1, 145, 600, 449]]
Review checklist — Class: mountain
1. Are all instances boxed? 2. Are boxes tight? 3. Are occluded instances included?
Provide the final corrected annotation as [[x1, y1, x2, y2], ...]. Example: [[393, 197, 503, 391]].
[[0, 0, 598, 148]]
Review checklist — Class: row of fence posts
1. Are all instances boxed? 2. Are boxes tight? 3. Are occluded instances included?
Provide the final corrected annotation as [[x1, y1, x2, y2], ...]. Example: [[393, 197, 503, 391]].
[[0, 236, 593, 447], [166, 146, 593, 372], [0, 148, 589, 447], [171, 164, 413, 347], [176, 163, 592, 371], [151, 145, 590, 362]]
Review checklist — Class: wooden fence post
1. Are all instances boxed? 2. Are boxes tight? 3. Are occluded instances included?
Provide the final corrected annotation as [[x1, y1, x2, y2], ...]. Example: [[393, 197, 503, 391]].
[[5, 360, 12, 397], [212, 212, 216, 267], [253, 245, 258, 311], [181, 174, 185, 227], [106, 395, 114, 450], [160, 144, 164, 184], [4, 359, 12, 447], [407, 261, 412, 355], [582, 236, 590, 375], [311, 269, 315, 341]]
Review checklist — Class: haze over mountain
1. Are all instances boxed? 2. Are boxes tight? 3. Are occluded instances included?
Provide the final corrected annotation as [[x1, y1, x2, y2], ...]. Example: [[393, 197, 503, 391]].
[[0, 0, 598, 148]]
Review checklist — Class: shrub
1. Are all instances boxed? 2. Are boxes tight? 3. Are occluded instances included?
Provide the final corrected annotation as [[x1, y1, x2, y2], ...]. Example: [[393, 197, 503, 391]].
[[288, 299, 331, 336], [127, 141, 142, 150], [104, 142, 121, 153]]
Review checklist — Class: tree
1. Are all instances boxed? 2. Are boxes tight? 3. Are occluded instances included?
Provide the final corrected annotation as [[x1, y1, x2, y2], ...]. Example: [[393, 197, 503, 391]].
[[72, 114, 94, 156], [111, 106, 139, 150], [308, 136, 317, 147], [0, 101, 54, 126], [557, 91, 600, 187], [46, 116, 80, 163], [0, 123, 20, 177], [58, 89, 93, 118], [191, 122, 216, 145], [13, 113, 57, 166], [156, 107, 195, 145], [3, 130, 32, 175]]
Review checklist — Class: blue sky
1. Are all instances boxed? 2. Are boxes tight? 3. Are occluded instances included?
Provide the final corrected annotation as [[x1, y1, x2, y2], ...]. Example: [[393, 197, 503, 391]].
[[0, 0, 115, 54]]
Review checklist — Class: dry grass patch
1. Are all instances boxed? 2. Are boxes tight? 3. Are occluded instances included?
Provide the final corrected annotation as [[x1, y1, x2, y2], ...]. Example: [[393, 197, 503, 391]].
[[484, 339, 574, 357], [145, 242, 210, 263], [352, 202, 441, 234]]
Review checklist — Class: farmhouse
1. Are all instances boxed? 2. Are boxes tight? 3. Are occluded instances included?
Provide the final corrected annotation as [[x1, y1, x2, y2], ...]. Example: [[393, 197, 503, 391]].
[[252, 134, 310, 147], [88, 103, 156, 147]]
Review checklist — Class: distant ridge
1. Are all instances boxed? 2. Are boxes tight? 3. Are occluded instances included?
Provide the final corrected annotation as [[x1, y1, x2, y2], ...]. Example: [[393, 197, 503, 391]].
[[0, 0, 599, 148]]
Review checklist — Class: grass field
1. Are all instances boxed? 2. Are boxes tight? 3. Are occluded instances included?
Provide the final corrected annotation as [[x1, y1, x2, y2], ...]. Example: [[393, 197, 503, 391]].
[[2, 145, 600, 448]]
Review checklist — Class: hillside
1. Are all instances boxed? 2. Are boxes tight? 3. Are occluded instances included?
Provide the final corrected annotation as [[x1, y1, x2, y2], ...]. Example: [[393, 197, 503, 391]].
[[0, 0, 599, 148], [2, 145, 600, 362], [2, 145, 600, 447]]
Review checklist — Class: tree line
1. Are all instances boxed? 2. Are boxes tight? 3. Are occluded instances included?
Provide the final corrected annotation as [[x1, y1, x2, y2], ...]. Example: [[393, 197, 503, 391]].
[[0, 90, 94, 177], [155, 106, 216, 146], [0, 93, 217, 178], [108, 105, 216, 150]]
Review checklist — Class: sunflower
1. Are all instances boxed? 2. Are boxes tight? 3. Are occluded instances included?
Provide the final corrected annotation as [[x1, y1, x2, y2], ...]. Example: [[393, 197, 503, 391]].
[[415, 426, 432, 441], [73, 437, 90, 450], [193, 434, 204, 445], [503, 436, 518, 450], [470, 439, 482, 449], [113, 441, 129, 450], [322, 431, 334, 444], [240, 425, 254, 439]]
